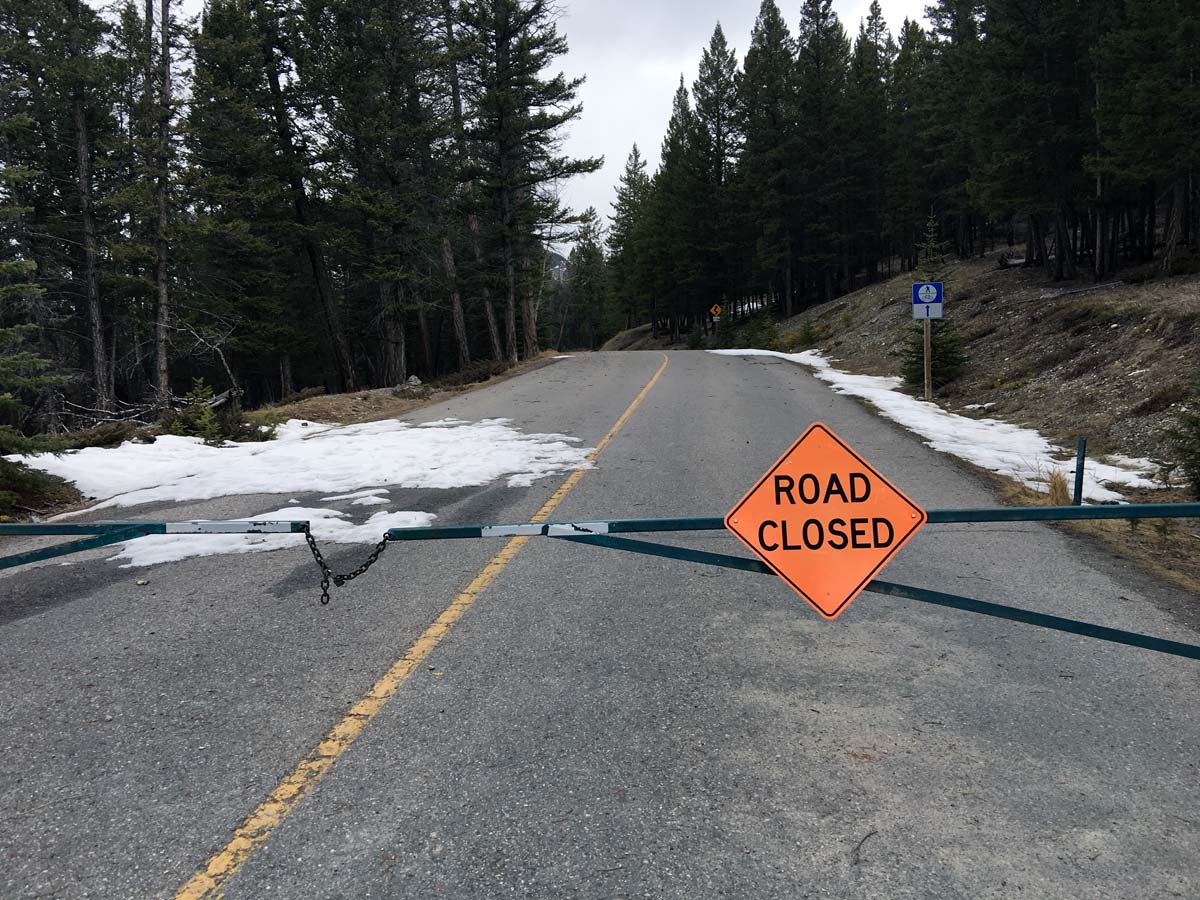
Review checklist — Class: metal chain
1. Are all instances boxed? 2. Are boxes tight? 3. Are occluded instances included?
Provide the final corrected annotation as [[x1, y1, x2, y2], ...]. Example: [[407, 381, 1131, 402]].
[[303, 525, 392, 605]]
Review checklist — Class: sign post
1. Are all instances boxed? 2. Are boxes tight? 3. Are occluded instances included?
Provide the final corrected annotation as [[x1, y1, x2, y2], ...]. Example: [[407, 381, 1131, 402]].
[[911, 282, 943, 402], [924, 318, 932, 401], [724, 423, 927, 619]]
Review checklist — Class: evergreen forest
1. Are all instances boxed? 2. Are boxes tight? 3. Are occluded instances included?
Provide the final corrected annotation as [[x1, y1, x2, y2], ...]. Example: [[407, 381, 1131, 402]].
[[609, 0, 1199, 339], [1, 0, 1197, 437], [1, 0, 599, 431]]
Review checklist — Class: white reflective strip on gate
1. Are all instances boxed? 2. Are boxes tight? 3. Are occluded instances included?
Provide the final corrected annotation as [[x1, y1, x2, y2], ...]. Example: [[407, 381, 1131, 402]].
[[545, 522, 611, 536], [480, 524, 545, 537], [164, 521, 301, 534], [479, 521, 612, 538]]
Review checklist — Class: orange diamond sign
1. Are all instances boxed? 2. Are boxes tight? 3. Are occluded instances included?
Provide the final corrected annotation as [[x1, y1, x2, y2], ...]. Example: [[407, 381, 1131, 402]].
[[725, 422, 926, 619]]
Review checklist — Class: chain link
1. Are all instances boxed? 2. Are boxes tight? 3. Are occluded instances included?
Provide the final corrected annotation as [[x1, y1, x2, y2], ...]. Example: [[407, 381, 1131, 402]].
[[303, 525, 392, 605]]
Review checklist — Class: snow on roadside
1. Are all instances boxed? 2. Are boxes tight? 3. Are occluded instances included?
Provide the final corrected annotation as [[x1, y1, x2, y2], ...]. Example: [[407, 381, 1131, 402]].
[[109, 507, 434, 568], [709, 348, 1163, 503], [321, 488, 389, 501], [9, 417, 593, 511], [351, 495, 390, 506]]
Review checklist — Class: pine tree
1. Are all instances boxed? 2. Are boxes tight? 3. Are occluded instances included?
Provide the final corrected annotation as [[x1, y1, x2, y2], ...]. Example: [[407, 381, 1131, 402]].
[[0, 261, 61, 428], [845, 1, 894, 285], [1094, 1, 1200, 274], [693, 23, 741, 191], [457, 0, 602, 362], [608, 145, 652, 328], [297, 0, 463, 381], [734, 0, 796, 314], [692, 23, 741, 321], [921, 0, 983, 258], [975, 0, 1092, 279], [183, 0, 311, 399], [5, 0, 119, 411], [557, 209, 611, 349], [652, 78, 707, 339], [793, 0, 851, 306], [884, 19, 930, 272], [260, 0, 357, 391]]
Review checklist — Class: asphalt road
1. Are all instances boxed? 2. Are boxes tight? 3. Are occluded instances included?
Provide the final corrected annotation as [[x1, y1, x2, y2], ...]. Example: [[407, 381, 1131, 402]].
[[2, 350, 1198, 900]]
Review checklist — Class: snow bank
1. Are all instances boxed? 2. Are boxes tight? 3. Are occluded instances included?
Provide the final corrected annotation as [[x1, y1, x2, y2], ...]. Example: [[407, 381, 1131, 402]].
[[709, 348, 1162, 503], [109, 507, 435, 568], [10, 417, 593, 510]]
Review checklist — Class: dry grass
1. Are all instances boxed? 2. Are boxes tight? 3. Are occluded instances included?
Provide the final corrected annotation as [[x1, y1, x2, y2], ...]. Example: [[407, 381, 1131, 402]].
[[1045, 469, 1072, 506], [994, 465, 1074, 507], [758, 250, 1200, 597], [246, 354, 563, 427], [995, 475, 1200, 599]]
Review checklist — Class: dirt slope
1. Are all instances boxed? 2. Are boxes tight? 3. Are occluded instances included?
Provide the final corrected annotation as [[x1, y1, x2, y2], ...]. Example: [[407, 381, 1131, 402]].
[[768, 253, 1199, 593], [779, 253, 1198, 467]]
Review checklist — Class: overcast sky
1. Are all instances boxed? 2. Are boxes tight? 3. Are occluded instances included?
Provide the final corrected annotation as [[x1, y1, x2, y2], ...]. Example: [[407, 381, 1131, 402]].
[[555, 0, 928, 232], [153, 0, 928, 237]]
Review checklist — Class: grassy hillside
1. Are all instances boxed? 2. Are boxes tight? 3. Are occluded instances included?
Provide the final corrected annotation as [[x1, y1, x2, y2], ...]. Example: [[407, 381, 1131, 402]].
[[706, 252, 1200, 596], [773, 253, 1199, 467]]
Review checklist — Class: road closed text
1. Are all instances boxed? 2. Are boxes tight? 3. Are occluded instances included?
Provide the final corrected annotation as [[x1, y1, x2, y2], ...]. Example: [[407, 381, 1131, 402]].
[[756, 473, 895, 551]]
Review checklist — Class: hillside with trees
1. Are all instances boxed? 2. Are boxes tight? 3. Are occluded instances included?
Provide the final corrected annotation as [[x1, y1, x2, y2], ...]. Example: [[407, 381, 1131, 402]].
[[0, 0, 599, 436], [1, 0, 1198, 503], [608, 0, 1199, 339]]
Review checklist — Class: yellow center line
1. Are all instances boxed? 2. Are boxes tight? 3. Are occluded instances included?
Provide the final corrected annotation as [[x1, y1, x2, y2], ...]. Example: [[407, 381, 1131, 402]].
[[175, 352, 669, 900]]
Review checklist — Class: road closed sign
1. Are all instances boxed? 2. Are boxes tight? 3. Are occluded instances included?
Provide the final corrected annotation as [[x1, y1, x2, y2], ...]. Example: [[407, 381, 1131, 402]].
[[725, 423, 927, 619]]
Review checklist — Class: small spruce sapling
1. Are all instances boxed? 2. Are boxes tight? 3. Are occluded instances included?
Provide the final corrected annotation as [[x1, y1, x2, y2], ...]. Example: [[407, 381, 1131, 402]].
[[903, 213, 967, 393], [1172, 375, 1200, 499]]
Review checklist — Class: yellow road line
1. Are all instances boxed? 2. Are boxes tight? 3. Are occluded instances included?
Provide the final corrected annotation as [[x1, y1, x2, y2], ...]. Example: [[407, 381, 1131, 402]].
[[175, 352, 669, 900]]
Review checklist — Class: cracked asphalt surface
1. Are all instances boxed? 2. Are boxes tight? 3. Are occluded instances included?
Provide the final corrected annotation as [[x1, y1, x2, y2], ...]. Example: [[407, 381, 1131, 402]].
[[1, 350, 1197, 899]]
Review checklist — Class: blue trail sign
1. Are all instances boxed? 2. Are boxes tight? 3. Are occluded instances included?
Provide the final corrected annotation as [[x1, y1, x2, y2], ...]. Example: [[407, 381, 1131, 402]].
[[912, 282, 944, 320]]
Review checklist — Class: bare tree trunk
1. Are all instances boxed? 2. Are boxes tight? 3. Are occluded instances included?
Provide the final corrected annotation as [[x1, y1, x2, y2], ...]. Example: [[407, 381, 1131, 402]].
[[441, 237, 471, 369], [556, 294, 570, 349], [1162, 178, 1184, 276], [154, 0, 171, 403], [503, 250, 519, 364], [262, 39, 356, 391], [279, 354, 294, 398], [783, 244, 793, 318], [380, 283, 406, 385], [521, 253, 539, 360], [1093, 75, 1104, 281], [469, 214, 504, 360], [67, 0, 112, 412], [1055, 208, 1076, 279], [416, 303, 434, 375], [441, 2, 502, 363], [1144, 182, 1156, 260]]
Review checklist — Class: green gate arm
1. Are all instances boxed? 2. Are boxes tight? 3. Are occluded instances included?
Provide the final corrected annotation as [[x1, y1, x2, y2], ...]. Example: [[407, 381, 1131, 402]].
[[0, 520, 309, 572], [866, 579, 1200, 661], [386, 502, 1200, 543], [553, 532, 1200, 661], [0, 526, 155, 570], [554, 533, 770, 574], [926, 502, 1200, 523]]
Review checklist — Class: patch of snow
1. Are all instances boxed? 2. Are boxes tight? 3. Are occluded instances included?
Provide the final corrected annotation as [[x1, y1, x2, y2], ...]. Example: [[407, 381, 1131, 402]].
[[709, 348, 1162, 503], [962, 403, 997, 411], [1101, 454, 1163, 479], [109, 507, 435, 568], [553, 355, 574, 359], [351, 496, 390, 506], [1127, 369, 1149, 378], [13, 418, 592, 512], [321, 488, 390, 501]]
